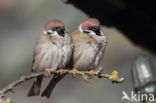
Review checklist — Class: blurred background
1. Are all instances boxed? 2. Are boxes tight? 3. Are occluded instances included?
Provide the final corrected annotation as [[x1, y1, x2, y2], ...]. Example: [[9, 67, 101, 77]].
[[0, 0, 156, 103]]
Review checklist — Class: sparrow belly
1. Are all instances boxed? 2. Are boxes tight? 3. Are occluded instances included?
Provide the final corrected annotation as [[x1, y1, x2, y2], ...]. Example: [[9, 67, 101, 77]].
[[35, 42, 67, 72], [61, 44, 72, 68], [74, 42, 98, 71]]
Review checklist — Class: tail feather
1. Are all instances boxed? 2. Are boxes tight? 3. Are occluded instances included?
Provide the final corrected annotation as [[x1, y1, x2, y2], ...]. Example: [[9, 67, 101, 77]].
[[27, 76, 43, 97], [41, 74, 65, 98]]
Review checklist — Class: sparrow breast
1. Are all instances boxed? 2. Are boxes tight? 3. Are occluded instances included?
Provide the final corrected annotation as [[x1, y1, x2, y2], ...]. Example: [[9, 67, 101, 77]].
[[32, 34, 72, 72]]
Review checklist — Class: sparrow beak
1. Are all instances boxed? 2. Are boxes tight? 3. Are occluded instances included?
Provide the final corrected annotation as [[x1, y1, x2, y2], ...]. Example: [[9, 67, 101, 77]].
[[57, 26, 65, 37]]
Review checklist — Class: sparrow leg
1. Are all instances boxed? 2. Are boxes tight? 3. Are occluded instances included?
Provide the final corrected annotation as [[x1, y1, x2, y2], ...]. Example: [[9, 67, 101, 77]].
[[89, 69, 96, 79], [58, 69, 64, 75], [72, 67, 78, 78], [45, 68, 53, 75]]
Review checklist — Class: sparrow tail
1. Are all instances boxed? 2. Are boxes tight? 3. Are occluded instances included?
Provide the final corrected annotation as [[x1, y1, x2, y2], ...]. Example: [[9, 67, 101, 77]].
[[41, 74, 65, 98], [27, 75, 43, 97]]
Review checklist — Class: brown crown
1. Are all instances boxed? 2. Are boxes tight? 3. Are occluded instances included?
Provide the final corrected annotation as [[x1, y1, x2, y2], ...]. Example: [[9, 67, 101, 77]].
[[44, 19, 64, 31], [81, 18, 100, 30]]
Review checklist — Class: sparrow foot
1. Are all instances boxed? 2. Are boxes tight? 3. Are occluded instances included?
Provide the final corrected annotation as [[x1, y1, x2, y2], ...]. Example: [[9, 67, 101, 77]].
[[58, 69, 64, 75], [45, 68, 53, 75], [72, 67, 78, 78], [89, 69, 96, 79]]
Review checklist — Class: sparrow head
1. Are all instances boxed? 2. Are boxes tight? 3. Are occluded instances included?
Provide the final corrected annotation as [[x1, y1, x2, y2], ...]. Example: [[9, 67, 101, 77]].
[[79, 18, 104, 36], [43, 19, 66, 37]]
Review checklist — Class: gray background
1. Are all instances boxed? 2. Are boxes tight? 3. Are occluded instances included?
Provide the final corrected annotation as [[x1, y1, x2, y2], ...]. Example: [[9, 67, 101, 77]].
[[0, 0, 155, 103]]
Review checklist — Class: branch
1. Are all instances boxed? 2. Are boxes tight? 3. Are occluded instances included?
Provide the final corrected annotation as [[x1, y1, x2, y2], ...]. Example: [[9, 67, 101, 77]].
[[0, 67, 124, 102]]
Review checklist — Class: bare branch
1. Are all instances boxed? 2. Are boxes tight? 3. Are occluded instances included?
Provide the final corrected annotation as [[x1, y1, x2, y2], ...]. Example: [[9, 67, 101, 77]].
[[0, 67, 124, 100]]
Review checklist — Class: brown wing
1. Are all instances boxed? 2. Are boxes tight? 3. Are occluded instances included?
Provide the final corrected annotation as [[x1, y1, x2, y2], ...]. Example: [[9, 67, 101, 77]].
[[70, 30, 98, 67], [31, 34, 51, 72]]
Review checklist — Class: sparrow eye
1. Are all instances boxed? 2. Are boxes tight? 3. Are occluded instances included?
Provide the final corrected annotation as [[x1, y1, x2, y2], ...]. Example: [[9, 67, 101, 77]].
[[47, 32, 51, 34], [83, 30, 90, 34]]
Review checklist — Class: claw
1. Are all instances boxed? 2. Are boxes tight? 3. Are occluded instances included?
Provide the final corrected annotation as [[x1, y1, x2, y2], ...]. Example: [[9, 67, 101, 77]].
[[72, 67, 78, 78], [58, 69, 64, 75], [45, 68, 52, 75], [89, 69, 96, 79]]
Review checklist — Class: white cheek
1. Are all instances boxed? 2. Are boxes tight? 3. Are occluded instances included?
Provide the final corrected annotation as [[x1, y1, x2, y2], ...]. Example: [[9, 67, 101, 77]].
[[43, 30, 47, 34], [52, 31, 58, 36], [43, 30, 53, 34], [78, 24, 83, 32], [89, 31, 96, 35]]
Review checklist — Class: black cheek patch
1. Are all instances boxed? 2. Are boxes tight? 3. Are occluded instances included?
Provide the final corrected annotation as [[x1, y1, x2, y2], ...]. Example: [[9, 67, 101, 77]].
[[95, 31, 102, 36], [88, 27, 102, 36]]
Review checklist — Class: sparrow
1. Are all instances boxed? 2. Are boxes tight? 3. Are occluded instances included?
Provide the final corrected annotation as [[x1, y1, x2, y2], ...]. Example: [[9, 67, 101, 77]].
[[70, 18, 107, 77], [27, 19, 73, 97]]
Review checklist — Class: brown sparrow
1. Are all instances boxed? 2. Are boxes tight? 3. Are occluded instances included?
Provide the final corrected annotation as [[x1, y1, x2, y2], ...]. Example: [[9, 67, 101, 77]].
[[27, 19, 73, 97], [70, 18, 107, 76]]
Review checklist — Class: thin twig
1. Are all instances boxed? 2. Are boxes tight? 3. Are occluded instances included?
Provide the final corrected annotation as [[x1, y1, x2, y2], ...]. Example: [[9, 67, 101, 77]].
[[0, 67, 124, 101]]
